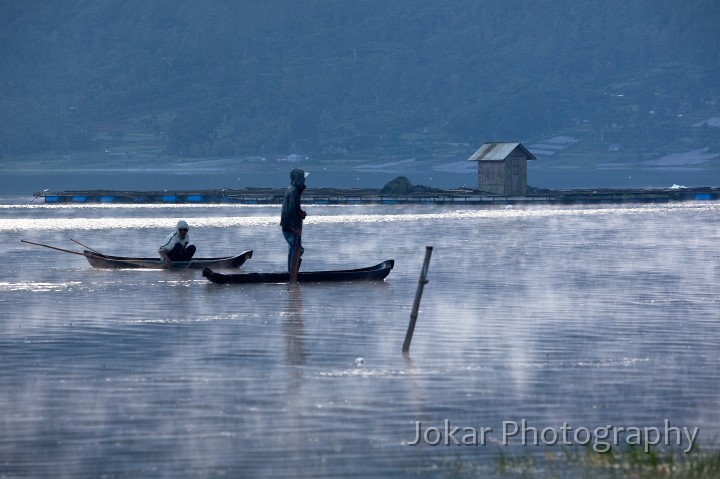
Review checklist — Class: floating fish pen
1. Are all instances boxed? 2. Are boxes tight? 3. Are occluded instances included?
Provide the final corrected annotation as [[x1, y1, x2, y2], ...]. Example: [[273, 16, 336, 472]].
[[33, 187, 720, 205]]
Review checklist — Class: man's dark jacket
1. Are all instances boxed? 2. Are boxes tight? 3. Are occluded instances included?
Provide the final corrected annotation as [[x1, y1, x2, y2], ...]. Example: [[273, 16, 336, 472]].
[[280, 169, 306, 231]]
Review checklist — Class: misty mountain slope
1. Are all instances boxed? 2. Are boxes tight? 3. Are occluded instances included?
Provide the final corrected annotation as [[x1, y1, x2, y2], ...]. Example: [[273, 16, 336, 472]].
[[1, 0, 718, 163]]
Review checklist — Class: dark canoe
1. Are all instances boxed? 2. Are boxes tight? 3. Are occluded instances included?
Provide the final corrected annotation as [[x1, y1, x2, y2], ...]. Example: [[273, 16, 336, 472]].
[[84, 250, 253, 270], [202, 259, 394, 284]]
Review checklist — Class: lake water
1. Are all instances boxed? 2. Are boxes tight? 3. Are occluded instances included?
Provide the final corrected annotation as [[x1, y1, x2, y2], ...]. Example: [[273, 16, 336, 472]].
[[1, 200, 718, 478]]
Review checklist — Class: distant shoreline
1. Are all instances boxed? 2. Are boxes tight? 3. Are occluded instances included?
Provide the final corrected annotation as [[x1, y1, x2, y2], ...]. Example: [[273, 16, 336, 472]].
[[31, 186, 720, 205]]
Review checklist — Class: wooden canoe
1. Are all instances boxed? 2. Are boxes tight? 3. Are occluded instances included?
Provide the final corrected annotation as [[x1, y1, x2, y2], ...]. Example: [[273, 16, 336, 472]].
[[202, 259, 394, 284], [84, 250, 253, 270]]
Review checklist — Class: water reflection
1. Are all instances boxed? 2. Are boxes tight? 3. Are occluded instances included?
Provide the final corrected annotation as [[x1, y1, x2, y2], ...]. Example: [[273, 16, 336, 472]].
[[284, 286, 306, 368], [2, 201, 718, 233], [0, 201, 718, 478]]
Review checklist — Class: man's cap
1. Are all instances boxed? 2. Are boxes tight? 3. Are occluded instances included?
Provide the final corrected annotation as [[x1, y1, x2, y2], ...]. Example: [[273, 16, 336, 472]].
[[177, 220, 189, 230]]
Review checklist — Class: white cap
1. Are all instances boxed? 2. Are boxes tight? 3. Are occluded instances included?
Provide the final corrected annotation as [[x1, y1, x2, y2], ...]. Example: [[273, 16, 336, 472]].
[[177, 220, 189, 230]]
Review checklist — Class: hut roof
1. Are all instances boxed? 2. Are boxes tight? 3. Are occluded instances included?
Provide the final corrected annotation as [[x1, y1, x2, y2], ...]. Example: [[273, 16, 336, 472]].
[[468, 142, 537, 162]]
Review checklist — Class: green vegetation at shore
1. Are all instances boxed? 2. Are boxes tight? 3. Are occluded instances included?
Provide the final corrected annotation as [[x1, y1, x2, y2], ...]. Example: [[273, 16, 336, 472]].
[[427, 445, 720, 478]]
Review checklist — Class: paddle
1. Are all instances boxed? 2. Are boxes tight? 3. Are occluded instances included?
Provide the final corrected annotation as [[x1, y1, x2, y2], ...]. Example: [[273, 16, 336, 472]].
[[21, 239, 88, 257], [70, 238, 104, 255], [73, 237, 195, 267], [71, 238, 160, 266], [24, 239, 157, 267], [289, 225, 302, 283]]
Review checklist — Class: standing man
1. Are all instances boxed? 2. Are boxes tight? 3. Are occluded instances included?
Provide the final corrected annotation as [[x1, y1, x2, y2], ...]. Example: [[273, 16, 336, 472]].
[[159, 220, 196, 268], [280, 168, 308, 274]]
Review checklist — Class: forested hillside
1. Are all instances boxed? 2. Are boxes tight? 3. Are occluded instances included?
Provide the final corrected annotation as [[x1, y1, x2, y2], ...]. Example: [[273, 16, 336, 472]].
[[1, 0, 719, 161]]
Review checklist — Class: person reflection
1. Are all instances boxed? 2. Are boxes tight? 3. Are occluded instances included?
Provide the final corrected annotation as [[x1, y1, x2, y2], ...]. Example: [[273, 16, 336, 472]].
[[283, 286, 307, 451], [283, 286, 306, 367]]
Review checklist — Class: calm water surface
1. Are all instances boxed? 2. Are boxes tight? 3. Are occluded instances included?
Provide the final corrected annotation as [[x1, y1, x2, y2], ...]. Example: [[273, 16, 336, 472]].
[[0, 200, 718, 478]]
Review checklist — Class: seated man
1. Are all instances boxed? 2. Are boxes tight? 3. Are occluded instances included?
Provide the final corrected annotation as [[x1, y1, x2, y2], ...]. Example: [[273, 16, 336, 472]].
[[159, 220, 196, 267]]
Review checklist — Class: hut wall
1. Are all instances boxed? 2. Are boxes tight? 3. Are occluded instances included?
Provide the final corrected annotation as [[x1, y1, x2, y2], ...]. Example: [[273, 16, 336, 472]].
[[503, 153, 528, 195], [478, 162, 506, 195]]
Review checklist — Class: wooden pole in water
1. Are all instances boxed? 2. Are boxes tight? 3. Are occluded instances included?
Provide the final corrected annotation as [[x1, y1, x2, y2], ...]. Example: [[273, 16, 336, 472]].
[[402, 246, 433, 354]]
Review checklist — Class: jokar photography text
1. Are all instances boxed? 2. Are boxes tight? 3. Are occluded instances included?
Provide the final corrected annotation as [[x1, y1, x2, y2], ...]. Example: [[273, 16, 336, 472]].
[[407, 419, 699, 453]]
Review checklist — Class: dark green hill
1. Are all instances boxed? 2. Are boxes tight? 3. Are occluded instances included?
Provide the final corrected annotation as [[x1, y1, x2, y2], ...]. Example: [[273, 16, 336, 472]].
[[1, 0, 719, 166]]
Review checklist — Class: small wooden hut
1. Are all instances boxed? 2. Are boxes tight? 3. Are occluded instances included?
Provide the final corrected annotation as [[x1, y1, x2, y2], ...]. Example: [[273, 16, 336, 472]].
[[467, 142, 537, 195]]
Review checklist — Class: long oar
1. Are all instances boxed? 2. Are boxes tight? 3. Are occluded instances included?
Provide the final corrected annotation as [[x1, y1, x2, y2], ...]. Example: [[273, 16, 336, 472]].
[[70, 238, 158, 266], [70, 238, 104, 255], [72, 237, 168, 267], [21, 239, 89, 257]]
